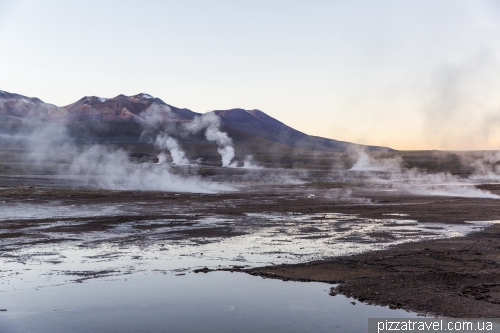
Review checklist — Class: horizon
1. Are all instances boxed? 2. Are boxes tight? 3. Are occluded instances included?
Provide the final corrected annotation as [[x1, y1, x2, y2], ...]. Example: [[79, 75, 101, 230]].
[[2, 1, 500, 150]]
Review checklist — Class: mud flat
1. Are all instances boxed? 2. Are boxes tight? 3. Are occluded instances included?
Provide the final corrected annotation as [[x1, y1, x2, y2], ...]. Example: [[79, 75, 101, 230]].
[[1, 175, 500, 319]]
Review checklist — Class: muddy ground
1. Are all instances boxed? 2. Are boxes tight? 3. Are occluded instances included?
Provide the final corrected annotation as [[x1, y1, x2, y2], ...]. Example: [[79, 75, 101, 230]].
[[1, 175, 500, 317]]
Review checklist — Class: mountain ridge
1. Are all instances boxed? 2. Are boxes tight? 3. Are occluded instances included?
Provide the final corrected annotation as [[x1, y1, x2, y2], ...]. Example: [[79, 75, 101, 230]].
[[0, 90, 393, 152]]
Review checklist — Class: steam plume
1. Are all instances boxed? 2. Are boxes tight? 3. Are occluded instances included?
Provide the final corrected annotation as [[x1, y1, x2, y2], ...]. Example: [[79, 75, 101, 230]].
[[347, 148, 500, 199], [20, 122, 229, 193], [155, 133, 189, 165], [185, 112, 235, 167], [140, 104, 190, 166]]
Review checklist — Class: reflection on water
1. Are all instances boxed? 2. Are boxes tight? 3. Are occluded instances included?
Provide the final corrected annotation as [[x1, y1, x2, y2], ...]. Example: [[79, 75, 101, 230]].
[[0, 271, 417, 333], [0, 206, 490, 291], [0, 201, 485, 332]]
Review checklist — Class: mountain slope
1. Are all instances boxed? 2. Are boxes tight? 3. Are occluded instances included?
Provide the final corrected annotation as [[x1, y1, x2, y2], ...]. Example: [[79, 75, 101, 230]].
[[0, 90, 67, 122], [213, 109, 388, 152]]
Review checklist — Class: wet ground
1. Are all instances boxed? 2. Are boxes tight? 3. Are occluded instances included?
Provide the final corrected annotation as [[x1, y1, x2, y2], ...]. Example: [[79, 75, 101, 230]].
[[1, 174, 500, 322]]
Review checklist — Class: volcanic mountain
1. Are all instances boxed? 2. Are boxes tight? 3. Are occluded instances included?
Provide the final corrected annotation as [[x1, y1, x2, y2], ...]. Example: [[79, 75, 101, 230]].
[[63, 93, 197, 123], [0, 90, 392, 152], [0, 90, 67, 122]]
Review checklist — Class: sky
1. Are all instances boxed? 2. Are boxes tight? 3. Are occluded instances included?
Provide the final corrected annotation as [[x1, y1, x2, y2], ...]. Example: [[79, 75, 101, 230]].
[[1, 0, 500, 150]]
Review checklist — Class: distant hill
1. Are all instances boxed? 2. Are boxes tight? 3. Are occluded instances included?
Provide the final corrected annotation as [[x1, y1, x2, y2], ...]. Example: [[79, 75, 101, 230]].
[[0, 90, 393, 152], [0, 90, 67, 122]]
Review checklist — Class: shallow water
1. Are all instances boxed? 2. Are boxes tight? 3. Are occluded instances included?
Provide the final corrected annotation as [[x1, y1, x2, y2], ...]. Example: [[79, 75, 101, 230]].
[[0, 199, 488, 331], [0, 204, 489, 291], [0, 271, 417, 333], [0, 202, 124, 220]]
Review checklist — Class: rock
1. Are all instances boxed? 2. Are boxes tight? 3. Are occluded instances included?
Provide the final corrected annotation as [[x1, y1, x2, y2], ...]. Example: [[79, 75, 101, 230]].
[[193, 267, 211, 273]]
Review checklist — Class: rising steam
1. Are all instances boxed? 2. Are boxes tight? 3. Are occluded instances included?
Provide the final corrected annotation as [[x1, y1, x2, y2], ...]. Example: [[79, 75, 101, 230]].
[[21, 122, 230, 193], [185, 112, 235, 167], [65, 144, 226, 192], [346, 148, 500, 199], [140, 104, 190, 166], [155, 133, 189, 165], [140, 106, 236, 167]]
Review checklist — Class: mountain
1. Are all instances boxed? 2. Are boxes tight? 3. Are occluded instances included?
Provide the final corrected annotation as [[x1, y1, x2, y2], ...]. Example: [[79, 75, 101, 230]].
[[213, 109, 378, 152], [0, 90, 392, 152], [63, 93, 197, 122], [0, 90, 67, 122]]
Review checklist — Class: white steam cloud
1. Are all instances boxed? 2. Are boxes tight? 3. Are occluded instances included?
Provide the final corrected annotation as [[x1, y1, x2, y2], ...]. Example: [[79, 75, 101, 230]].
[[155, 133, 189, 165], [242, 155, 263, 169], [140, 104, 190, 166], [139, 107, 237, 167], [346, 148, 500, 199], [65, 144, 226, 192], [21, 123, 230, 193], [185, 112, 235, 167]]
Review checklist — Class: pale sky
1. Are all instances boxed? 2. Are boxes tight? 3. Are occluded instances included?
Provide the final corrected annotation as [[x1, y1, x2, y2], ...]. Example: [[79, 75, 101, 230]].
[[2, 0, 500, 150]]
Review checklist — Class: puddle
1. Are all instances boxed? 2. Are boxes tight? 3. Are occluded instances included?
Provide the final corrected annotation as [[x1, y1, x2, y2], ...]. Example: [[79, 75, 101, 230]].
[[383, 213, 410, 217], [0, 203, 125, 221], [0, 271, 417, 333]]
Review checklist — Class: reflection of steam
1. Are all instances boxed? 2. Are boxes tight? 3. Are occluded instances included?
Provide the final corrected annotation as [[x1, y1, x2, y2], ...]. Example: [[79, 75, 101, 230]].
[[185, 112, 235, 167], [347, 148, 500, 199]]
